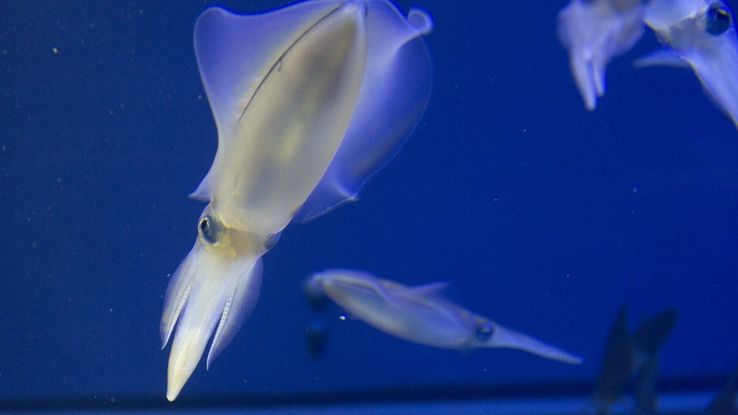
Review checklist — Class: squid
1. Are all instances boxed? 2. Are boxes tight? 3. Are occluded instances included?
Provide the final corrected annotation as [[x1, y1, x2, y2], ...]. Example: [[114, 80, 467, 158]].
[[307, 269, 583, 364], [557, 0, 645, 110], [160, 0, 432, 401], [640, 0, 738, 130]]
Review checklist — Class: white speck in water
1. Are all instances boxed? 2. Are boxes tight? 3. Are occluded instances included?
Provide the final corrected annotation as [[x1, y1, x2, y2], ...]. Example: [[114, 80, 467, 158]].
[[632, 186, 639, 193], [338, 315, 347, 321], [52, 47, 59, 54]]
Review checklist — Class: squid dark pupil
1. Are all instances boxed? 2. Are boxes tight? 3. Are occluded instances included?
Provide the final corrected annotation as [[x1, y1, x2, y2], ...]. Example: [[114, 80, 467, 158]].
[[199, 216, 220, 244], [475, 322, 494, 342], [706, 5, 732, 36]]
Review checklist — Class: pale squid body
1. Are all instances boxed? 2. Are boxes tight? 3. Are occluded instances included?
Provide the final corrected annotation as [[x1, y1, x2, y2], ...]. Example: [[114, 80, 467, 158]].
[[640, 0, 738, 130], [160, 0, 433, 401], [308, 270, 583, 364], [557, 0, 645, 110]]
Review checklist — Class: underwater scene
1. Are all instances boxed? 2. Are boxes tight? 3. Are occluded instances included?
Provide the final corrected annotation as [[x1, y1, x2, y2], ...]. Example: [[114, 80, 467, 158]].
[[2, 0, 738, 413]]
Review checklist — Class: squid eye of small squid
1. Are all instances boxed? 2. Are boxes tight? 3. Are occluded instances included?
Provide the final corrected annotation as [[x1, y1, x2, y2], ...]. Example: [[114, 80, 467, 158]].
[[198, 215, 221, 244], [706, 4, 732, 36], [474, 320, 495, 342]]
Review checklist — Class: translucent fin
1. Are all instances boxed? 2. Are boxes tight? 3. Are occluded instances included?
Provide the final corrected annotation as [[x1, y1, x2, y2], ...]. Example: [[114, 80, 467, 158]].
[[373, 277, 451, 311], [688, 36, 738, 131], [191, 1, 349, 201], [487, 322, 583, 365], [294, 2, 433, 222], [407, 281, 449, 298], [188, 180, 211, 202], [634, 49, 690, 68], [370, 277, 403, 306], [206, 259, 263, 369]]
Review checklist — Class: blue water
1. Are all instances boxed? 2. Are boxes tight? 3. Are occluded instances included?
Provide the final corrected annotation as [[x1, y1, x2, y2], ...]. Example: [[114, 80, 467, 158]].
[[1, 0, 737, 410]]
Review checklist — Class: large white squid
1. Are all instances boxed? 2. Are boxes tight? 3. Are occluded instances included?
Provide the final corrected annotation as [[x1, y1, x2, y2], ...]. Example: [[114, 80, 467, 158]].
[[160, 0, 432, 401]]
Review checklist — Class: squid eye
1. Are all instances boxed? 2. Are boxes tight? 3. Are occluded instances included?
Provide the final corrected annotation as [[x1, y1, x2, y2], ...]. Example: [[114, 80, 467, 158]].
[[706, 4, 732, 36], [198, 215, 222, 244], [475, 320, 494, 342]]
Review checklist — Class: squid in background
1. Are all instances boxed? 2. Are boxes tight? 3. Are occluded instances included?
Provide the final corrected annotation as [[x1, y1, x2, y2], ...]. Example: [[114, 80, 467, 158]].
[[307, 269, 583, 364], [558, 0, 645, 110], [639, 0, 738, 130]]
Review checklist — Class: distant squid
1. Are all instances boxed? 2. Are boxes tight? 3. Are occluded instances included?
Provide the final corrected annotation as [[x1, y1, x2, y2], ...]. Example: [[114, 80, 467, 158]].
[[558, 0, 645, 110], [307, 269, 583, 364], [160, 0, 433, 401], [639, 0, 738, 130]]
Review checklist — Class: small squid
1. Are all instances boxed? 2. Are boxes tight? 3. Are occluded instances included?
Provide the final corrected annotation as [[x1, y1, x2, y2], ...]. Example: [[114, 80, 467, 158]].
[[558, 0, 645, 110], [160, 0, 433, 401], [640, 0, 738, 130], [307, 270, 583, 364]]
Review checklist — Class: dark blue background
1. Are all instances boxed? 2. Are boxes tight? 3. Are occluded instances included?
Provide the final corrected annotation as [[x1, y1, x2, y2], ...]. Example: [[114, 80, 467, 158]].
[[1, 0, 737, 403]]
